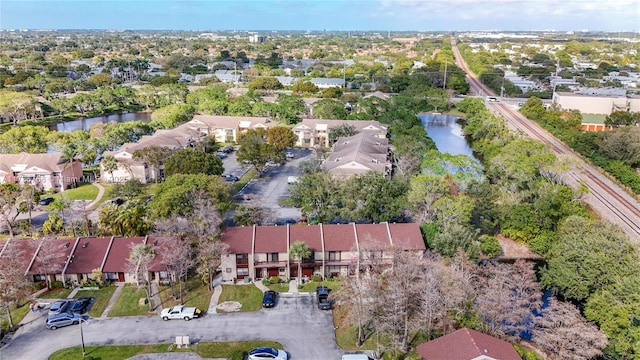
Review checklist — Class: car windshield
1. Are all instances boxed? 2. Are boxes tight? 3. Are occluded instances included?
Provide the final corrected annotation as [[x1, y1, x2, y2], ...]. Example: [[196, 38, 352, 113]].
[[50, 301, 64, 310], [250, 347, 277, 356]]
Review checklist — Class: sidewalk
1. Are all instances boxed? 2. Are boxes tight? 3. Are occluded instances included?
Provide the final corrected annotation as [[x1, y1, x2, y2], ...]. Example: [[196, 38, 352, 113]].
[[100, 283, 124, 318], [207, 274, 223, 314], [150, 282, 163, 314]]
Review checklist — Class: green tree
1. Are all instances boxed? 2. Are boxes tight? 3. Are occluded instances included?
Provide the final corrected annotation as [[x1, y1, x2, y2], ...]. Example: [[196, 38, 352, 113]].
[[128, 243, 156, 311], [248, 76, 283, 92], [149, 103, 196, 129], [0, 125, 50, 153], [292, 81, 318, 94], [541, 216, 640, 302], [109, 179, 145, 200], [164, 148, 223, 176], [132, 146, 175, 183], [101, 155, 119, 182], [236, 128, 278, 175], [289, 241, 311, 285], [265, 126, 297, 151], [0, 184, 22, 238], [605, 110, 638, 128], [312, 99, 348, 119], [99, 200, 150, 236], [148, 174, 232, 218], [328, 124, 358, 145]]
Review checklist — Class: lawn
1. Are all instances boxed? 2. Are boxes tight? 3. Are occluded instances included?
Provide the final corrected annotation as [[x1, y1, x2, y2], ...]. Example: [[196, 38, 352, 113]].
[[158, 278, 212, 312], [49, 340, 283, 360], [265, 282, 290, 293], [233, 168, 257, 191], [108, 286, 153, 317], [37, 288, 72, 299], [0, 301, 30, 331], [217, 284, 263, 312], [74, 286, 117, 318], [299, 279, 342, 292], [53, 183, 100, 201]]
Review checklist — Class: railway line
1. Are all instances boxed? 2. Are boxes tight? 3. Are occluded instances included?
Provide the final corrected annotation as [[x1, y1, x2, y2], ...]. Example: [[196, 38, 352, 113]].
[[452, 42, 640, 241]]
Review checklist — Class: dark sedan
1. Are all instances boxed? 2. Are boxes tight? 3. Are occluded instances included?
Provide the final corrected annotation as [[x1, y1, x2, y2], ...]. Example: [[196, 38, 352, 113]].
[[262, 290, 276, 308], [69, 297, 95, 314]]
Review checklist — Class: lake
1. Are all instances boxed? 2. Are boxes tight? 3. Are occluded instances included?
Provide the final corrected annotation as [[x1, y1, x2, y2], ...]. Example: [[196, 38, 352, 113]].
[[418, 113, 477, 160]]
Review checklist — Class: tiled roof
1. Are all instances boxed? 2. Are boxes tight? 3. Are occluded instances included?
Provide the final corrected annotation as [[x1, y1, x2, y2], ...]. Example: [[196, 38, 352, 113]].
[[255, 226, 287, 253], [289, 225, 322, 252], [0, 153, 67, 174], [219, 226, 254, 254], [102, 236, 146, 273], [388, 223, 426, 250], [29, 238, 75, 275], [416, 328, 521, 360], [65, 237, 111, 274], [318, 224, 357, 252], [0, 238, 40, 274]]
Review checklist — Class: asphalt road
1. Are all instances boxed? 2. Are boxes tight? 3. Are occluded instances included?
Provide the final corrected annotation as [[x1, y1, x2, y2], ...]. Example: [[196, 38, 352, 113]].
[[0, 293, 343, 360]]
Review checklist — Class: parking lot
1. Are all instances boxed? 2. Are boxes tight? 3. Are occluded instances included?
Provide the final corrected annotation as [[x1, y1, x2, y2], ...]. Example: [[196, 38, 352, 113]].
[[0, 288, 342, 360]]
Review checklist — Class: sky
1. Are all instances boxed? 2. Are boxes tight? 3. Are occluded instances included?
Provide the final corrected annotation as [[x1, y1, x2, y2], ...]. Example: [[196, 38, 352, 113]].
[[1, 0, 638, 32]]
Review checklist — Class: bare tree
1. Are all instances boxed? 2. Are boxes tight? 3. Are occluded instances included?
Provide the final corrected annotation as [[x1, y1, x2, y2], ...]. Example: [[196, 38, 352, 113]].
[[439, 250, 479, 333], [34, 236, 66, 289], [0, 244, 32, 329], [333, 271, 380, 347], [197, 239, 229, 291], [127, 243, 156, 312], [416, 252, 446, 339], [158, 235, 194, 304], [374, 249, 424, 356], [532, 298, 608, 360], [475, 260, 542, 339]]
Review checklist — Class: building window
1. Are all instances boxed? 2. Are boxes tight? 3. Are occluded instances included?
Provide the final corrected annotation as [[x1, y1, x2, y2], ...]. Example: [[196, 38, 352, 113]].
[[267, 253, 278, 262], [237, 268, 249, 276], [33, 274, 46, 281], [105, 272, 118, 280], [236, 253, 248, 265], [279, 268, 285, 274], [328, 251, 340, 261]]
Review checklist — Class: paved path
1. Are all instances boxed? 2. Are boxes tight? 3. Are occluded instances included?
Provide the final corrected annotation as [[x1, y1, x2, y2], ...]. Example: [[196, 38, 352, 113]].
[[101, 283, 124, 318], [151, 282, 163, 314], [85, 182, 105, 210], [207, 275, 223, 314]]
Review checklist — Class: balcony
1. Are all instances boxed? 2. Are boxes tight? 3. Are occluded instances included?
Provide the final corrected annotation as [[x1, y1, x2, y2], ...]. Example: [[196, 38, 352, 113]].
[[254, 260, 288, 268]]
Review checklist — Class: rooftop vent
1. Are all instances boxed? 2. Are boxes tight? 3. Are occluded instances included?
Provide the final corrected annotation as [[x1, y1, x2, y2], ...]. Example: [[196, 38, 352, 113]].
[[64, 242, 70, 248], [152, 240, 158, 246], [82, 242, 89, 248]]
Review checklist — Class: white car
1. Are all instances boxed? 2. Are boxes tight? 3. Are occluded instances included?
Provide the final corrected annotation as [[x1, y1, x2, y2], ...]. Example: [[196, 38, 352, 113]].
[[248, 347, 288, 360], [160, 305, 201, 321], [285, 151, 294, 159]]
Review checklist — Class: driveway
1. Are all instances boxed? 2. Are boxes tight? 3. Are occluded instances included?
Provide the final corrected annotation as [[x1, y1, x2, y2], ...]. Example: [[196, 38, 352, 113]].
[[0, 292, 342, 360]]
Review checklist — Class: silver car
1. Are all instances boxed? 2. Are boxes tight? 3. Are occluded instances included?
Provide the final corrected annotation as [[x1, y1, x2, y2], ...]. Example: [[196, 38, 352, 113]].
[[46, 312, 83, 330], [48, 300, 71, 317]]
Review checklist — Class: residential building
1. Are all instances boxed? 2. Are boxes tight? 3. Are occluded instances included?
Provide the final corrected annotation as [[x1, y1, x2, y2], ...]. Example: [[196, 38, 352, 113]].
[[416, 327, 521, 360], [291, 119, 387, 149], [0, 153, 82, 192], [186, 115, 277, 143], [311, 77, 345, 89], [323, 133, 391, 178], [219, 222, 425, 281]]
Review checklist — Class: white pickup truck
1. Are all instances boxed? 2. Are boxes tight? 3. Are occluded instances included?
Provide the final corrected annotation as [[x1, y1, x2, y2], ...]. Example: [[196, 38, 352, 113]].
[[160, 305, 202, 321]]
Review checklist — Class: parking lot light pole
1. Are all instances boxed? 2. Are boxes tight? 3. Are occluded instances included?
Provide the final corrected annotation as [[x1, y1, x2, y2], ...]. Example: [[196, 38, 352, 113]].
[[79, 317, 86, 358]]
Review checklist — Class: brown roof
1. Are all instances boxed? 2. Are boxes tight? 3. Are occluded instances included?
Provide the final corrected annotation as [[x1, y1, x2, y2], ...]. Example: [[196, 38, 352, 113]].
[[0, 238, 40, 274], [388, 223, 426, 250], [255, 226, 287, 253], [65, 237, 111, 274], [320, 224, 357, 251], [146, 236, 170, 272], [0, 153, 68, 174], [416, 328, 522, 360], [355, 223, 392, 250], [220, 226, 254, 254], [289, 225, 322, 252], [29, 238, 75, 275], [102, 236, 146, 273]]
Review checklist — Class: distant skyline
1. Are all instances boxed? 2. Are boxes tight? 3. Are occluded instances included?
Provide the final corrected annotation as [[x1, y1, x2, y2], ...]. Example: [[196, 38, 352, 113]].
[[1, 0, 638, 32]]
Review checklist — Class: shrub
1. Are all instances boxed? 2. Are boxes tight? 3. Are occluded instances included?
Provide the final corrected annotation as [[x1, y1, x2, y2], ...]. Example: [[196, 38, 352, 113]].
[[311, 274, 322, 282], [230, 350, 248, 360], [50, 280, 64, 289], [479, 235, 502, 258], [269, 276, 281, 284], [32, 282, 44, 291]]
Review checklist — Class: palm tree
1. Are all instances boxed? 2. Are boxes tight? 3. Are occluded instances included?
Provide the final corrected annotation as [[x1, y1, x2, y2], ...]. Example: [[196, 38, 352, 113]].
[[289, 241, 311, 286], [101, 155, 119, 182]]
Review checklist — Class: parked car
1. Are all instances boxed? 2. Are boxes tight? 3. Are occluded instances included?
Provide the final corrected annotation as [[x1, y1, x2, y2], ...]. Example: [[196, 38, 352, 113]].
[[46, 312, 83, 330], [48, 300, 71, 317], [215, 152, 228, 159], [248, 347, 288, 360], [108, 197, 124, 206], [316, 286, 332, 310], [69, 297, 95, 314], [223, 174, 239, 182], [221, 146, 235, 153], [160, 305, 202, 321], [262, 290, 276, 308], [285, 151, 294, 159], [39, 197, 54, 205]]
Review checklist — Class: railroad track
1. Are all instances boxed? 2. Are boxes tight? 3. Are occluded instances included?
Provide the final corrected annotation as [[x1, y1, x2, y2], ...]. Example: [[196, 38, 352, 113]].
[[452, 42, 640, 240]]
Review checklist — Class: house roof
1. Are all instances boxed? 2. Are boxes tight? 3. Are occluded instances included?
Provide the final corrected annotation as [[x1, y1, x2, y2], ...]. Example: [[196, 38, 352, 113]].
[[292, 119, 387, 134], [324, 133, 389, 175], [289, 225, 322, 252], [220, 226, 254, 254], [0, 238, 40, 275], [29, 237, 75, 275], [189, 115, 276, 131], [102, 236, 146, 273], [321, 224, 358, 252], [65, 237, 111, 274], [416, 328, 522, 360], [355, 223, 392, 250], [388, 223, 426, 250], [0, 153, 69, 174], [255, 226, 287, 253]]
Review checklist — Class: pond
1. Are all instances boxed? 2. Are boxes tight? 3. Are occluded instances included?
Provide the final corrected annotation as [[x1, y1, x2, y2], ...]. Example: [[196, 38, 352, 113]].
[[418, 113, 478, 160], [49, 111, 151, 132]]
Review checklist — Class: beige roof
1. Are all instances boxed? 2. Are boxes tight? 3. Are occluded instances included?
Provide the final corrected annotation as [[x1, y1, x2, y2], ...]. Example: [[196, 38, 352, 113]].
[[0, 153, 69, 174], [292, 119, 387, 134], [189, 115, 277, 130], [324, 133, 390, 176]]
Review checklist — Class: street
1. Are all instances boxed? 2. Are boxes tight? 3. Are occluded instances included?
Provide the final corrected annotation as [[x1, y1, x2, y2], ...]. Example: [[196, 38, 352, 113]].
[[0, 293, 342, 360]]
